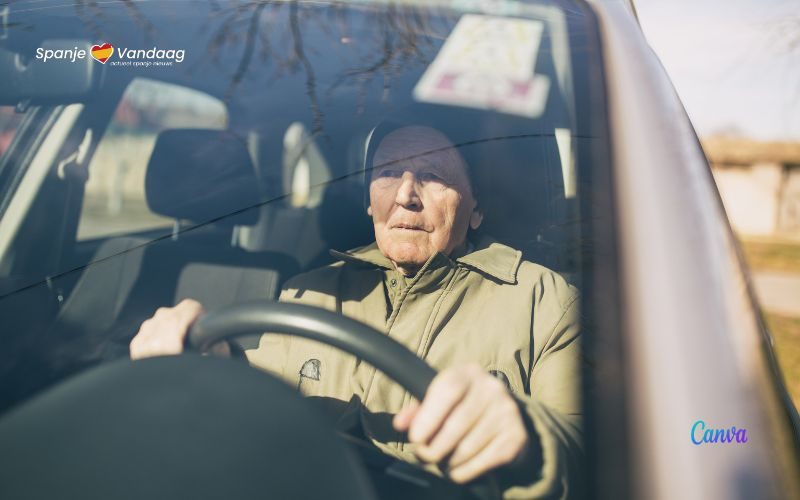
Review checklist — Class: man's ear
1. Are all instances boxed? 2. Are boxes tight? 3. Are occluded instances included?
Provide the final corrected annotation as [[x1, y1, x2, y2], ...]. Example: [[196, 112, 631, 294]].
[[367, 205, 373, 217], [469, 208, 483, 230]]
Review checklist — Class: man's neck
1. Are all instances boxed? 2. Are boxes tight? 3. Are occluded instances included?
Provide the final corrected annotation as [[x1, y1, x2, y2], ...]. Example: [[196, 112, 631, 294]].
[[394, 262, 422, 278], [450, 240, 474, 260], [392, 240, 473, 278]]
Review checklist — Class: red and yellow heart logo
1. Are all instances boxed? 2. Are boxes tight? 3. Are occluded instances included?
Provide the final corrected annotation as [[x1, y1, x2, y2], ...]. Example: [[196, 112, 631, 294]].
[[90, 43, 114, 64]]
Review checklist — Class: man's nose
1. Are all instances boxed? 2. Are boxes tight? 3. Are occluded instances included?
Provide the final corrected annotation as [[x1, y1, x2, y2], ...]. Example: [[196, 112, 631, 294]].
[[395, 171, 421, 209]]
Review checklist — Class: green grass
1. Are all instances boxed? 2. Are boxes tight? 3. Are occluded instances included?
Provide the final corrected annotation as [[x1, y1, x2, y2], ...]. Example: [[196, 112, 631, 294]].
[[739, 238, 800, 409], [766, 313, 800, 410], [741, 239, 800, 274]]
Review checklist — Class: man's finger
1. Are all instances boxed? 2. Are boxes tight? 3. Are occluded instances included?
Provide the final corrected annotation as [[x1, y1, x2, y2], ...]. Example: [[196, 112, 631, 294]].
[[408, 371, 470, 444], [174, 298, 204, 320], [415, 383, 485, 463], [392, 401, 420, 431], [444, 410, 501, 468], [129, 299, 206, 360], [447, 432, 524, 484]]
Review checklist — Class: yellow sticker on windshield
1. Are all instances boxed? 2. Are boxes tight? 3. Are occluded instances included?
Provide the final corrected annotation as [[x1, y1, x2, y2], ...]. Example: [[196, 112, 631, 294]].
[[413, 14, 549, 118]]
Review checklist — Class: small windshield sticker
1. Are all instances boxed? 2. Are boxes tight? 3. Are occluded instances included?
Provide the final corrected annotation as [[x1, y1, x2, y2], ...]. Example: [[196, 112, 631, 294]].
[[413, 14, 549, 118]]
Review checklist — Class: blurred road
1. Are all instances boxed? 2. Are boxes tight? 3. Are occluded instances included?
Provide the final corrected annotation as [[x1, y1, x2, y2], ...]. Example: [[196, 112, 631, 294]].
[[753, 272, 800, 317]]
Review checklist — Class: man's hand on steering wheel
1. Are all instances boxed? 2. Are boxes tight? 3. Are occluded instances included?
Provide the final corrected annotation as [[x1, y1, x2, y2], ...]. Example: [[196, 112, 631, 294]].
[[130, 299, 230, 359], [130, 300, 530, 486], [393, 365, 530, 484]]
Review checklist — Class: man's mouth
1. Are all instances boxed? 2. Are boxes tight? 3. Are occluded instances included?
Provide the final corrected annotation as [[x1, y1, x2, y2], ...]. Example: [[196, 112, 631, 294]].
[[393, 223, 425, 231]]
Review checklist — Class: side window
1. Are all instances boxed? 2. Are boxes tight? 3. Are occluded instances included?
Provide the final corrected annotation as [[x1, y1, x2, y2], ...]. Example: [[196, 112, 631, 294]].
[[77, 78, 227, 240]]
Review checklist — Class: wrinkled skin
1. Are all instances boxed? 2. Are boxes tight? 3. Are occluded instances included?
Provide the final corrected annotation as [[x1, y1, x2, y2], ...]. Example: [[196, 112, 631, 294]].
[[368, 126, 483, 277]]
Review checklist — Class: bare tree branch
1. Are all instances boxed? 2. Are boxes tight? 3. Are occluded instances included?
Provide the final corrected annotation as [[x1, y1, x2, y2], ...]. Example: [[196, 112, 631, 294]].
[[289, 0, 323, 134], [224, 2, 269, 101]]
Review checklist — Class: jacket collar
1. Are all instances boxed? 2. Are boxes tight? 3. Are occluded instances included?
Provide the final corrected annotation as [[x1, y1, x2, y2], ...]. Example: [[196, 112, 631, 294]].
[[329, 234, 522, 284]]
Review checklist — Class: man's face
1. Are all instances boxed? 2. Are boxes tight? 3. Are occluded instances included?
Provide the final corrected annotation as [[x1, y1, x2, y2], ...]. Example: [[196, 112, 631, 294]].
[[368, 126, 483, 275]]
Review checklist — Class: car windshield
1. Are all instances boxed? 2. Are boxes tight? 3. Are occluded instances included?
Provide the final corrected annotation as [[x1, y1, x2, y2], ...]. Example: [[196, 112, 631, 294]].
[[0, 0, 606, 476], [0, 0, 610, 496]]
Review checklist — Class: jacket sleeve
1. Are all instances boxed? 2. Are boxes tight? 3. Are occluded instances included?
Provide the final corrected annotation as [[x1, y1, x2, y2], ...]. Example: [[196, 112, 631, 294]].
[[503, 293, 584, 500]]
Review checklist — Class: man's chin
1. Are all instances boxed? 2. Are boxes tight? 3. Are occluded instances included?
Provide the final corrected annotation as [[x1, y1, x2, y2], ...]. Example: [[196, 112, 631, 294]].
[[382, 243, 430, 269]]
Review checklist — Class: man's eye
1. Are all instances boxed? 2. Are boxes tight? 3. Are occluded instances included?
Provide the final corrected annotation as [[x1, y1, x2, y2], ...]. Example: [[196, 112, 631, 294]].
[[418, 172, 444, 183], [376, 169, 400, 178]]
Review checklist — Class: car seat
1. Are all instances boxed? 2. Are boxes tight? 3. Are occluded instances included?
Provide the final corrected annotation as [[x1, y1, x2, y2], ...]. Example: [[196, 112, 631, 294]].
[[39, 129, 299, 378], [236, 184, 373, 271]]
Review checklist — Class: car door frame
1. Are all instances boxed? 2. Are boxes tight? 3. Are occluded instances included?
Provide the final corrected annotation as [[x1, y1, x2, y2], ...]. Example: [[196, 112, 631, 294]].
[[589, 0, 800, 498]]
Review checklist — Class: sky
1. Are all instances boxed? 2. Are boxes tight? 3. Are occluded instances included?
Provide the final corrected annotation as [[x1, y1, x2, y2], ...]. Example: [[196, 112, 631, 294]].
[[635, 0, 800, 142]]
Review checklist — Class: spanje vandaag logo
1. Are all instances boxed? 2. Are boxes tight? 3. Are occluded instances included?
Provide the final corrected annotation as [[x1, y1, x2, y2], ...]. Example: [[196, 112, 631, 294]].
[[36, 42, 184, 67]]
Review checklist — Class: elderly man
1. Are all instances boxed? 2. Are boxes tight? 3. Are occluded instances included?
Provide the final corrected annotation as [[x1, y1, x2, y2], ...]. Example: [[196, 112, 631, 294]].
[[130, 124, 582, 499]]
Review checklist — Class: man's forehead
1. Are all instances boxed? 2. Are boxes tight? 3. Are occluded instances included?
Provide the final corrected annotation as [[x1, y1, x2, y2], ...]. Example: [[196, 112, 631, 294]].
[[373, 126, 466, 171]]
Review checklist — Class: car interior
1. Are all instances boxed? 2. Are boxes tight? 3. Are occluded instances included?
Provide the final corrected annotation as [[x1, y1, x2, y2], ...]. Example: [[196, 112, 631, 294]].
[[0, 2, 586, 498], [0, 14, 581, 403]]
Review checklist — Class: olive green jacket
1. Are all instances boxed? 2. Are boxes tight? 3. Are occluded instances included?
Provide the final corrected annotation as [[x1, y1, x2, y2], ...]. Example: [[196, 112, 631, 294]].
[[246, 237, 582, 499]]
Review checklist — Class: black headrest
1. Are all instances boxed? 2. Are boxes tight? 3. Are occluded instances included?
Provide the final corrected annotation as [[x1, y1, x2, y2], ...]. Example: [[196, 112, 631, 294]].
[[145, 129, 260, 226]]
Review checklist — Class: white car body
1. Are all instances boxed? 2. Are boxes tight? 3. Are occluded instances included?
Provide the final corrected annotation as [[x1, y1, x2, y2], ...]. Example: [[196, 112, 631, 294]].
[[589, 1, 800, 498]]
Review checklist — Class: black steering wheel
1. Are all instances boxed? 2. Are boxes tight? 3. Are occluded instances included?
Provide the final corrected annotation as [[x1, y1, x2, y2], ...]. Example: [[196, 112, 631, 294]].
[[186, 300, 501, 500], [187, 301, 436, 400]]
